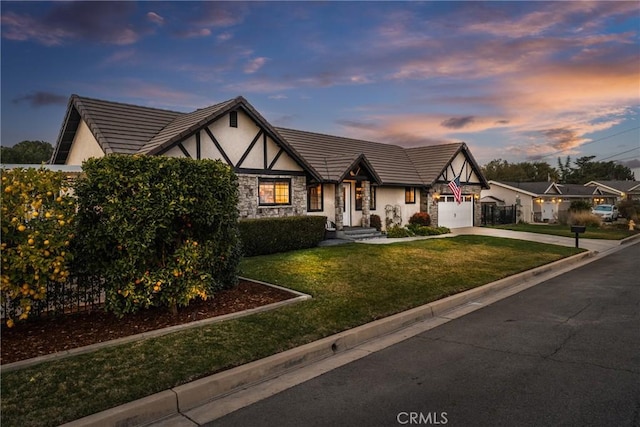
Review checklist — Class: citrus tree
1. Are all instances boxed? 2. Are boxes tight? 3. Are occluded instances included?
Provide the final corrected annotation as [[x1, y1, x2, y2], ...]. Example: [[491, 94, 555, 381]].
[[1, 167, 76, 326], [72, 155, 241, 316]]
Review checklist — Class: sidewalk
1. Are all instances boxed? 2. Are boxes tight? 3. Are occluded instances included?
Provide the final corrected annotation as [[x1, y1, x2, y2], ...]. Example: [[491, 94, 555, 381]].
[[62, 230, 640, 427]]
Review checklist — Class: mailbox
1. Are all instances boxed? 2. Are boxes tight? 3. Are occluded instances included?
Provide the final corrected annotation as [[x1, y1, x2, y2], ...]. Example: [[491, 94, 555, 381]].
[[570, 225, 586, 248], [571, 225, 586, 234]]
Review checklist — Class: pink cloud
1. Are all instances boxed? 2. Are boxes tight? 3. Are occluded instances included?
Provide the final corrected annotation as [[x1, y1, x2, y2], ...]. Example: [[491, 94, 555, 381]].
[[244, 57, 269, 74]]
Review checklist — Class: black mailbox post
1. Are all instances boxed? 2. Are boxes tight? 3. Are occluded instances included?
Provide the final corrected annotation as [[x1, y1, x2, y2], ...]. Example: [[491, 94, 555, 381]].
[[571, 225, 586, 248]]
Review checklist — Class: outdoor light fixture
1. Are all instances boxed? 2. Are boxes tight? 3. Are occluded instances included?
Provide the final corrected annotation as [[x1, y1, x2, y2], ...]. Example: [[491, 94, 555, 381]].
[[432, 193, 440, 200]]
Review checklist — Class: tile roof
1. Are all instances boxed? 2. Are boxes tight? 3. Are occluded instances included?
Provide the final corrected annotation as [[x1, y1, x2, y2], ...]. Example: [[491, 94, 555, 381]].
[[497, 181, 557, 195], [586, 180, 640, 193], [406, 143, 475, 185], [493, 181, 609, 197], [52, 95, 181, 163], [51, 94, 488, 189], [139, 99, 238, 155], [276, 127, 431, 186]]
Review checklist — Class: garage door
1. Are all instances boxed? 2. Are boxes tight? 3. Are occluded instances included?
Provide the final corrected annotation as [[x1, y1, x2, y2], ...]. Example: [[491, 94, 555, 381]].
[[438, 195, 473, 228]]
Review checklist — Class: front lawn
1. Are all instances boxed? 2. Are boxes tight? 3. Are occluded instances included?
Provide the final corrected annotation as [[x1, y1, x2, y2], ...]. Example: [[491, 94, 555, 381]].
[[1, 236, 582, 427], [490, 223, 638, 240]]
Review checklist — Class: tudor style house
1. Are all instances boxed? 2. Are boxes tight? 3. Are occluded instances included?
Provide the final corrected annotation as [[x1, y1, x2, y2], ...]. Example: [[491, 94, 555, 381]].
[[51, 95, 489, 231]]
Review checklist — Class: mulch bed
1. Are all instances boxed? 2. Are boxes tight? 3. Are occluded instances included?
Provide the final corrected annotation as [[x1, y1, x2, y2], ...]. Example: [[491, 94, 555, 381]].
[[1, 280, 296, 365]]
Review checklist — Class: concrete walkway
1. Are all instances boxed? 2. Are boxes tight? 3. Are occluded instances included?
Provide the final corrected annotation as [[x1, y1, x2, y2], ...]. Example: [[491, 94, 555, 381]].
[[359, 226, 626, 253]]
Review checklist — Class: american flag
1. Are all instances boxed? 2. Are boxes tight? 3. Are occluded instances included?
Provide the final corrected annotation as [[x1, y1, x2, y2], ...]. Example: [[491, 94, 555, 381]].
[[448, 175, 462, 204]]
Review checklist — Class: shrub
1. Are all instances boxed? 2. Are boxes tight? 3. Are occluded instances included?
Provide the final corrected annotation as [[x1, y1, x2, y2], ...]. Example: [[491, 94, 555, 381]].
[[409, 212, 431, 226], [370, 214, 382, 231], [72, 155, 241, 317], [407, 224, 450, 236], [568, 211, 602, 228], [569, 200, 592, 212], [239, 216, 326, 256], [618, 200, 639, 220], [1, 167, 76, 326], [386, 225, 412, 238]]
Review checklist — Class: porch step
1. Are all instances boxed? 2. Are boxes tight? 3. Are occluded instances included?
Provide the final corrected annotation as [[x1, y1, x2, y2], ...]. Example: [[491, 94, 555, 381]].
[[342, 227, 386, 241]]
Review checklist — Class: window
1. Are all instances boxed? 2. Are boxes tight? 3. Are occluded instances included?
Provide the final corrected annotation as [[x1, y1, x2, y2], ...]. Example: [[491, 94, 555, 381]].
[[355, 183, 377, 211], [405, 187, 416, 204], [307, 184, 323, 212], [259, 178, 290, 205], [229, 111, 238, 128], [355, 183, 364, 211]]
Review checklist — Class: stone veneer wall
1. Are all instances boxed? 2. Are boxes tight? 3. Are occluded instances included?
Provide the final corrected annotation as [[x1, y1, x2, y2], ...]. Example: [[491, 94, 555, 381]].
[[422, 184, 483, 227], [237, 174, 307, 219]]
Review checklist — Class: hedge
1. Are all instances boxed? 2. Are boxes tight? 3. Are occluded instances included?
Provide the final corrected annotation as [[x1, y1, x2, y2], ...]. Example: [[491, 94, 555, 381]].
[[72, 155, 241, 316], [239, 216, 327, 256]]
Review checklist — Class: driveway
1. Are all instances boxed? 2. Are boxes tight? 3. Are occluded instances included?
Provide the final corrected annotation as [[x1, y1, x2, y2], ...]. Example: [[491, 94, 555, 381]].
[[361, 226, 624, 253]]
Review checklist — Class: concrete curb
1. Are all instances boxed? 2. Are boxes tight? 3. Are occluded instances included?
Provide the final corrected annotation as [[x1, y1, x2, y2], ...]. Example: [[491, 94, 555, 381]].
[[60, 250, 595, 427], [1, 278, 311, 373]]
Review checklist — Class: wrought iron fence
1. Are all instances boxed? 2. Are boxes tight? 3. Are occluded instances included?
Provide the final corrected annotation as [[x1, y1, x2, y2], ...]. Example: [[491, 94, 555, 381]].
[[481, 204, 517, 226], [1, 275, 105, 321]]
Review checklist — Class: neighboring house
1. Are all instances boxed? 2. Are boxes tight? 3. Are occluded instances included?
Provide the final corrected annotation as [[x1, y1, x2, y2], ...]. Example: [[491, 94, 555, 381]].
[[482, 181, 611, 223], [51, 95, 489, 231], [584, 181, 640, 202]]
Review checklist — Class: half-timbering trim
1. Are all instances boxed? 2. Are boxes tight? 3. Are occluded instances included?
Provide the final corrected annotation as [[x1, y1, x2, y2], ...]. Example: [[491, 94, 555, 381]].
[[204, 128, 233, 166], [236, 130, 263, 168], [196, 131, 201, 160], [263, 132, 268, 170], [178, 143, 191, 158], [268, 148, 285, 170], [235, 167, 306, 176]]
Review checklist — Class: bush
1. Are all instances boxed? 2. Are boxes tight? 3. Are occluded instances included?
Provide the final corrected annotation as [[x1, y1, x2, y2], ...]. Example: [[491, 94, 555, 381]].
[[407, 224, 450, 236], [72, 155, 241, 317], [386, 225, 413, 238], [568, 211, 602, 227], [409, 212, 431, 226], [1, 167, 76, 326], [239, 216, 326, 256], [618, 200, 639, 220], [370, 214, 382, 231], [569, 200, 592, 212]]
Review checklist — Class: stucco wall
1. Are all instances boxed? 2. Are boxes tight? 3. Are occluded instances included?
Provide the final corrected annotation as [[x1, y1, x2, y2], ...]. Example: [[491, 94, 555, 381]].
[[66, 120, 105, 165]]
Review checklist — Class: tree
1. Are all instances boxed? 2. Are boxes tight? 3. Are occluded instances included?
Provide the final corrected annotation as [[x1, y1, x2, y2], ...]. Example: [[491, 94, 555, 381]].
[[482, 159, 559, 182], [1, 141, 54, 164], [557, 156, 635, 184]]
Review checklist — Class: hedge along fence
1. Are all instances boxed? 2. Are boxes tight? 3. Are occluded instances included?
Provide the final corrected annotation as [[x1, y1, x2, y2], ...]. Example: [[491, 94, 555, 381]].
[[1, 167, 77, 326], [239, 216, 327, 256], [72, 155, 242, 317]]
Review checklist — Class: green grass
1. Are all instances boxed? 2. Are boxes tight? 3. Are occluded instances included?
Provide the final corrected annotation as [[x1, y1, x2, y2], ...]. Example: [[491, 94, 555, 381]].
[[489, 223, 638, 240], [1, 236, 582, 427]]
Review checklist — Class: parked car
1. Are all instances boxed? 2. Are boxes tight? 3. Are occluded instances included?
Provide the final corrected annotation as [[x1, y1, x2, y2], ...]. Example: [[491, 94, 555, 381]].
[[591, 204, 619, 221]]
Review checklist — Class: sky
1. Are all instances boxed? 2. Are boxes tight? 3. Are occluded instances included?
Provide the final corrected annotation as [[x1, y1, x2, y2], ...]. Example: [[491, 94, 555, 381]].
[[1, 1, 639, 171]]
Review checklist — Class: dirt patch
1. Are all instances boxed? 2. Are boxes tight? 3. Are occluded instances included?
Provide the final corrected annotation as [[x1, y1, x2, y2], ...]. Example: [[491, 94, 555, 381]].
[[1, 280, 295, 365]]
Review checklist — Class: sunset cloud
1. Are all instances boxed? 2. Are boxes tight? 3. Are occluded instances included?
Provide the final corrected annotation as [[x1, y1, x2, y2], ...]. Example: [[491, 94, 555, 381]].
[[1, 1, 637, 166]]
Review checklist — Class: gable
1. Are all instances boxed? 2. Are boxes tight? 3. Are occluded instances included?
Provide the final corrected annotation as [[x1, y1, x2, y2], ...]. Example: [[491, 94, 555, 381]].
[[436, 151, 485, 186], [65, 119, 105, 165], [159, 109, 304, 174]]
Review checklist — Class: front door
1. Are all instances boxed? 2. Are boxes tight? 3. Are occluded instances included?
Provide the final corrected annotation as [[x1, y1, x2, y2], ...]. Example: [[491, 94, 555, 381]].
[[343, 182, 351, 226], [541, 201, 555, 222]]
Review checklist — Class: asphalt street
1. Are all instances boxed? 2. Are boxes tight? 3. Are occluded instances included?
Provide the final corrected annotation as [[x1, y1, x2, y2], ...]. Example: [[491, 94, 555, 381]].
[[207, 242, 640, 427]]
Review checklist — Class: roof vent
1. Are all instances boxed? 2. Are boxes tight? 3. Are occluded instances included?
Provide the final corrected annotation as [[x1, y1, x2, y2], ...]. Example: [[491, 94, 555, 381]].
[[229, 111, 238, 128]]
